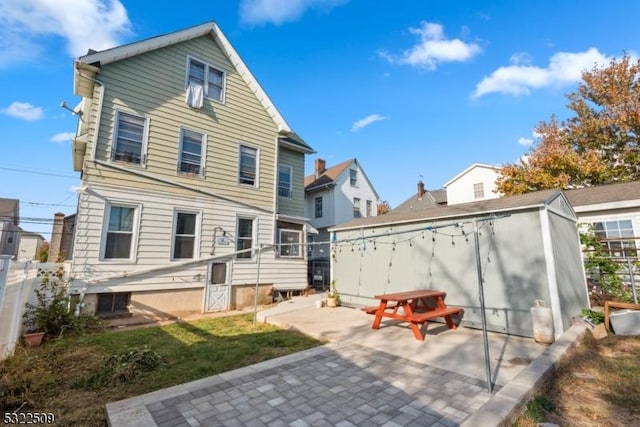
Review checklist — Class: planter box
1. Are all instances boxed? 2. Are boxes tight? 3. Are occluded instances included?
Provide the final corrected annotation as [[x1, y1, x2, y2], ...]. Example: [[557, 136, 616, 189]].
[[609, 310, 640, 336]]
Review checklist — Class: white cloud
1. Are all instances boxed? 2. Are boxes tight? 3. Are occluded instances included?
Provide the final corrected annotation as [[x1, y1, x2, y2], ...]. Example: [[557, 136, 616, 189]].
[[351, 114, 387, 132], [509, 52, 533, 65], [379, 22, 481, 70], [0, 0, 131, 65], [2, 102, 43, 121], [518, 137, 533, 147], [473, 48, 611, 98], [239, 0, 347, 26], [50, 132, 75, 143]]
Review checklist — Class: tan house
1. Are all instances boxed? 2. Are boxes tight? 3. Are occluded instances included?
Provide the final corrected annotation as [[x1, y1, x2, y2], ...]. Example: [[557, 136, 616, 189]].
[[68, 22, 314, 322]]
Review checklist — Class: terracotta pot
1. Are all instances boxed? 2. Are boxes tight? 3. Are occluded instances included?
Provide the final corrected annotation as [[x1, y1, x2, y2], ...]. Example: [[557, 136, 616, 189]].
[[23, 332, 45, 347]]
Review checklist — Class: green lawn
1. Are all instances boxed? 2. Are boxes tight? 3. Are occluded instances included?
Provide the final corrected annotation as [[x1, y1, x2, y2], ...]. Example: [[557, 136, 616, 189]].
[[1, 313, 321, 426]]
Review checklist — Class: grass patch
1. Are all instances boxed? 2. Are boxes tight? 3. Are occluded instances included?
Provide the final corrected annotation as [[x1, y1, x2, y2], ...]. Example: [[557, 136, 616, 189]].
[[0, 313, 321, 426], [514, 332, 640, 426]]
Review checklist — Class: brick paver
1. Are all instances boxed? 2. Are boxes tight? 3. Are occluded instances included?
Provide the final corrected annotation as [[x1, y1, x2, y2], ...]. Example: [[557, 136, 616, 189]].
[[145, 344, 497, 427]]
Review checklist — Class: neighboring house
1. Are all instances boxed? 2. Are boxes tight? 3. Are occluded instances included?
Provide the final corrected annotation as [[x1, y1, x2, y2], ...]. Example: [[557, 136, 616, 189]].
[[394, 181, 447, 212], [443, 163, 500, 205], [67, 22, 314, 322], [304, 158, 379, 288], [0, 199, 20, 259], [330, 189, 588, 338], [565, 180, 640, 257], [16, 230, 45, 261]]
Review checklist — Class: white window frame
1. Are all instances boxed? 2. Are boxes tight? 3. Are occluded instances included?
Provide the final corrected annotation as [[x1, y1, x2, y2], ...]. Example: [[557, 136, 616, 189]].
[[473, 182, 485, 199], [315, 196, 323, 218], [100, 201, 141, 262], [366, 200, 372, 217], [170, 209, 201, 261], [112, 110, 149, 166], [238, 144, 259, 188], [177, 127, 207, 177], [235, 216, 256, 260], [278, 229, 301, 258], [278, 164, 293, 198], [593, 219, 636, 257], [349, 169, 358, 187], [185, 55, 226, 103], [353, 197, 361, 218]]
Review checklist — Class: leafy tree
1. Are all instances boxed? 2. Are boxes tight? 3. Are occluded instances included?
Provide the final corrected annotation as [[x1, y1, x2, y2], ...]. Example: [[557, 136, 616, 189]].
[[377, 200, 391, 215], [498, 54, 640, 195]]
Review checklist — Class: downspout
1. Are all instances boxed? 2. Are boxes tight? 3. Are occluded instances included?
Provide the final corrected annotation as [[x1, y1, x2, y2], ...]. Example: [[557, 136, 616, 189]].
[[73, 71, 105, 313]]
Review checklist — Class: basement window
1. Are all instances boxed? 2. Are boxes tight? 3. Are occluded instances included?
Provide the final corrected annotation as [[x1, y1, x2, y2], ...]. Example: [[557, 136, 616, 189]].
[[97, 292, 131, 317]]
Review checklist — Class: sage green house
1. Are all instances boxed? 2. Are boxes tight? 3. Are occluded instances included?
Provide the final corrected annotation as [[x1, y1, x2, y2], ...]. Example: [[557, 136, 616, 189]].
[[68, 22, 314, 322]]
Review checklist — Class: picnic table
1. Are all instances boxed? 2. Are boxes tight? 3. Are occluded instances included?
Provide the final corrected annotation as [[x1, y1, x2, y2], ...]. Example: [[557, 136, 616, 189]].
[[363, 289, 464, 341]]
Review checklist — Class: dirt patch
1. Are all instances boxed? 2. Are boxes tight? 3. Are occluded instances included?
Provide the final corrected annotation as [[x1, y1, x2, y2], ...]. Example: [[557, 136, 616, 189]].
[[515, 332, 640, 426]]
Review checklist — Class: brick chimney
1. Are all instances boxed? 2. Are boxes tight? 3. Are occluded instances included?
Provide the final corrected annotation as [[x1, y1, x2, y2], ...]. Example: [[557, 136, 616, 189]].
[[315, 158, 326, 178], [48, 212, 65, 262], [417, 181, 425, 199]]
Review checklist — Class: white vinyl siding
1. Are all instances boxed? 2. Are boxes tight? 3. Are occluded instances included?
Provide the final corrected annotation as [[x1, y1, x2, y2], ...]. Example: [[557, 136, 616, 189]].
[[186, 56, 225, 102], [178, 128, 206, 176], [112, 111, 148, 165]]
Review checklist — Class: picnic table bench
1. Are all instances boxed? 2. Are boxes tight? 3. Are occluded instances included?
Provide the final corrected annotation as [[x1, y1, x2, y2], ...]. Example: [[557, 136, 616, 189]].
[[363, 289, 463, 341]]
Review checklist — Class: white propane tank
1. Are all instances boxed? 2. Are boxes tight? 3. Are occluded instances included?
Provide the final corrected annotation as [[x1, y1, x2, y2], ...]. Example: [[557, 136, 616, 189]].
[[531, 300, 555, 344]]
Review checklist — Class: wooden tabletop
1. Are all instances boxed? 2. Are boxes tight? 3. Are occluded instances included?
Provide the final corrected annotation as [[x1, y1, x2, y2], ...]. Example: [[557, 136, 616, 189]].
[[374, 289, 446, 301]]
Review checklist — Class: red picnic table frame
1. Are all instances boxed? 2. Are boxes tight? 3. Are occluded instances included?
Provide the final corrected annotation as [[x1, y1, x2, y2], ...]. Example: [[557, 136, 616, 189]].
[[363, 289, 464, 341]]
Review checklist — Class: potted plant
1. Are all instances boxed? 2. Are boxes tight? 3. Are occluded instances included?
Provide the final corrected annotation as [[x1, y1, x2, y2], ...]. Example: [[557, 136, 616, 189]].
[[326, 282, 340, 307], [22, 266, 73, 345]]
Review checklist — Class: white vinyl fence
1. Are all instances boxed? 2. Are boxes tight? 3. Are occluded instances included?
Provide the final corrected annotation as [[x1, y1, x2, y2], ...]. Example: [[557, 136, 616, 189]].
[[0, 261, 62, 360]]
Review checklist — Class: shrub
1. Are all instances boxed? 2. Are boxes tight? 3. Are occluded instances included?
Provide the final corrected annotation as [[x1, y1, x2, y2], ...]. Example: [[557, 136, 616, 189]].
[[23, 266, 101, 339]]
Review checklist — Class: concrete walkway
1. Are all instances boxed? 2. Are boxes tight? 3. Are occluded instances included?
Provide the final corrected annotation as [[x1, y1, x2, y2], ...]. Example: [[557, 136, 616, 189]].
[[106, 294, 586, 426]]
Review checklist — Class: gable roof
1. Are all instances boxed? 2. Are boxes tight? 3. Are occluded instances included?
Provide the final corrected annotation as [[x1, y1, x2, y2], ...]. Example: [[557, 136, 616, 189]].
[[304, 159, 354, 190], [279, 132, 315, 154], [443, 163, 500, 188], [332, 188, 568, 231], [565, 180, 640, 211], [0, 198, 19, 224], [394, 188, 446, 212], [75, 21, 291, 133]]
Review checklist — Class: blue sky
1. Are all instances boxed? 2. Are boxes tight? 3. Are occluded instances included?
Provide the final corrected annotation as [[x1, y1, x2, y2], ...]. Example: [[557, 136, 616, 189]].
[[1, 0, 638, 239]]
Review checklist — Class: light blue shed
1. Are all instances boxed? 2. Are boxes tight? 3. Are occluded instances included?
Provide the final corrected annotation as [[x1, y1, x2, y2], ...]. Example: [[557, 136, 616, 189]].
[[329, 190, 589, 338]]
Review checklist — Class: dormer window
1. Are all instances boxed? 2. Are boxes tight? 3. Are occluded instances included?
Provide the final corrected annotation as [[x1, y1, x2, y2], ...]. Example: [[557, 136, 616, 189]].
[[186, 56, 225, 103]]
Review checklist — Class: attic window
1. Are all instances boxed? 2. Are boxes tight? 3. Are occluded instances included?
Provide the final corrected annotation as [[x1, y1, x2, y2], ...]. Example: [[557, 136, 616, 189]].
[[473, 183, 484, 199], [187, 57, 225, 103]]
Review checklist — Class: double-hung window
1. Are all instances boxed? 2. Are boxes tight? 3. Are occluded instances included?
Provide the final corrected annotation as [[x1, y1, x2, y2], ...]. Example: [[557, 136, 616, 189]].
[[350, 169, 358, 187], [178, 128, 206, 175], [366, 200, 372, 217], [315, 197, 323, 218], [172, 211, 198, 260], [473, 183, 485, 199], [593, 219, 636, 257], [353, 197, 361, 218], [278, 164, 292, 198], [103, 204, 137, 260], [239, 145, 258, 186], [187, 57, 225, 102], [279, 229, 301, 258], [113, 111, 147, 165], [236, 217, 254, 259]]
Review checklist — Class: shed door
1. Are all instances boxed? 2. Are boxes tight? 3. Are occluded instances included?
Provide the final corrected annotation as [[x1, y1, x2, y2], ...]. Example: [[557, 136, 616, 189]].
[[205, 262, 230, 312]]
